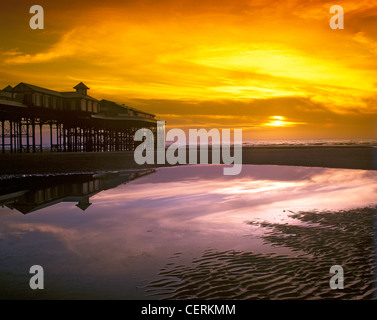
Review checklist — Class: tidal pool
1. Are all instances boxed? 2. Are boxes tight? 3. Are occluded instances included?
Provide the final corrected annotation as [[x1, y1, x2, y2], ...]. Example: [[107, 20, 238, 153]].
[[0, 165, 376, 299]]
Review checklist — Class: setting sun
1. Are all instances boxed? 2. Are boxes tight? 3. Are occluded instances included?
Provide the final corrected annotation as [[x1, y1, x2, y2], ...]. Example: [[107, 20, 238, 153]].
[[263, 115, 304, 128], [268, 120, 286, 127]]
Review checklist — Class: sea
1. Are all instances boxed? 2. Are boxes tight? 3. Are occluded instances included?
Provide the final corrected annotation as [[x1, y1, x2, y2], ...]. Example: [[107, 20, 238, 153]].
[[241, 138, 377, 147], [164, 138, 377, 147]]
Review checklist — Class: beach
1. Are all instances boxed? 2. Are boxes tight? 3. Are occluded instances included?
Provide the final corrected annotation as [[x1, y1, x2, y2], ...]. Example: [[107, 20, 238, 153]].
[[1, 143, 377, 300], [0, 146, 375, 176], [1, 164, 377, 300], [146, 206, 377, 300]]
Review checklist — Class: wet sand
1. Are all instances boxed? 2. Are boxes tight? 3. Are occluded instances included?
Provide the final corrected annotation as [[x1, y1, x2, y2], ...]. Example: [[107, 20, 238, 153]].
[[0, 146, 376, 175], [146, 206, 377, 300], [0, 164, 376, 300]]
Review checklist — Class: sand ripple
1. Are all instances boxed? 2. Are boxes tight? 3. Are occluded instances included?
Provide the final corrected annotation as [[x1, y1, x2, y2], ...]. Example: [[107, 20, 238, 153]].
[[146, 206, 377, 299]]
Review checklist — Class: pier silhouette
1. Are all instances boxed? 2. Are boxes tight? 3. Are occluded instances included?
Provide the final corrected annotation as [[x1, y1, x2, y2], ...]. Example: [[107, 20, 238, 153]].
[[0, 82, 158, 153]]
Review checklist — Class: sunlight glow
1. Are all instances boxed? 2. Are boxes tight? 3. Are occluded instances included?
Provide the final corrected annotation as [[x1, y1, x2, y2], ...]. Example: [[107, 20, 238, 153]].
[[1, 0, 376, 139]]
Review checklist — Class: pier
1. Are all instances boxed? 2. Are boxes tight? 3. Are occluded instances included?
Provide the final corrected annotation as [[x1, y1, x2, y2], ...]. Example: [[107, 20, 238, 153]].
[[0, 82, 158, 153]]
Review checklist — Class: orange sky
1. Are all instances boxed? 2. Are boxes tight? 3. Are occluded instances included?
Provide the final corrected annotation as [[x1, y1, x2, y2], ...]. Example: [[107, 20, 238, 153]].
[[0, 0, 376, 140]]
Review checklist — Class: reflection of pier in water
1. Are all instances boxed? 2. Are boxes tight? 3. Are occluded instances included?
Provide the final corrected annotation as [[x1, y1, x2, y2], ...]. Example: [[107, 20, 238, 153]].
[[0, 169, 155, 214]]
